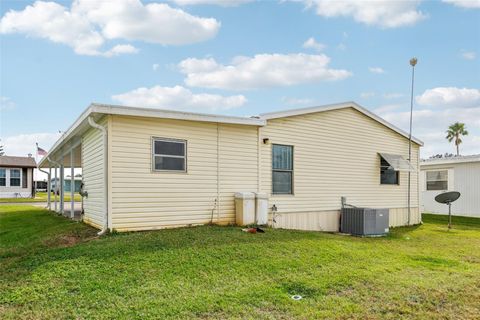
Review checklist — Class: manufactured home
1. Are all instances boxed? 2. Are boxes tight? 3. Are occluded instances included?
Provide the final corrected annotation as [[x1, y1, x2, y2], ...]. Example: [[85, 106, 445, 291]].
[[38, 102, 423, 232], [0, 156, 36, 198], [420, 155, 480, 218]]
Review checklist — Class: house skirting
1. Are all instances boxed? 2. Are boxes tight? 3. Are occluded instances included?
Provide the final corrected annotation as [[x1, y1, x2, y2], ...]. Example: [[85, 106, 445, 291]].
[[269, 207, 421, 232]]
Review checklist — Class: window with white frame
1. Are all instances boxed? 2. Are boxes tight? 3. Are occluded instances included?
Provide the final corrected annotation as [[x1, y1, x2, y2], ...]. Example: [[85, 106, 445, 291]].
[[10, 169, 21, 187], [426, 170, 448, 191], [272, 144, 293, 194], [152, 138, 187, 172], [0, 169, 5, 186]]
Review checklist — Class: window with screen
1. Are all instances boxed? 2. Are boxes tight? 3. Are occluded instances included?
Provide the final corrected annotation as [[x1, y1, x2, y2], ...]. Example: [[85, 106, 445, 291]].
[[426, 170, 448, 191], [0, 169, 5, 186], [380, 156, 399, 185], [152, 138, 186, 172], [10, 169, 21, 187], [272, 144, 293, 194]]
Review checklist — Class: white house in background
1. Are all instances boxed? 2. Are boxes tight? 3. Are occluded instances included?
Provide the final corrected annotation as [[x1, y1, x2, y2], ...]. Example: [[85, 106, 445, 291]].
[[38, 101, 423, 233], [0, 156, 36, 198], [420, 155, 480, 218]]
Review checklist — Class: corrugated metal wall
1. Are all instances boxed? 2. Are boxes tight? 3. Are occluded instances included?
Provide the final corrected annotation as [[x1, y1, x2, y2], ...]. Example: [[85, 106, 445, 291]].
[[421, 161, 480, 217]]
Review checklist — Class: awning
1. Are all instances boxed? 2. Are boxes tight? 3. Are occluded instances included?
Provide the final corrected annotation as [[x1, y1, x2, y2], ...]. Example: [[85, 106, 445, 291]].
[[379, 153, 415, 172]]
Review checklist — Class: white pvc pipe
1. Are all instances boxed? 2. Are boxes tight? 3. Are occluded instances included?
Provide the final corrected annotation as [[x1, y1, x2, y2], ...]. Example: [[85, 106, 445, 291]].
[[70, 149, 75, 219], [87, 116, 108, 235], [48, 157, 61, 213]]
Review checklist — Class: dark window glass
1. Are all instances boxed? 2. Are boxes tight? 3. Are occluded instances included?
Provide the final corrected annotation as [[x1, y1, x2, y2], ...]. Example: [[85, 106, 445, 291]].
[[154, 156, 185, 171], [154, 140, 185, 156], [153, 139, 186, 172], [10, 169, 21, 187], [272, 144, 293, 194], [273, 171, 292, 194], [22, 168, 28, 188], [0, 169, 5, 187], [380, 157, 399, 185], [426, 170, 448, 190], [426, 181, 448, 190]]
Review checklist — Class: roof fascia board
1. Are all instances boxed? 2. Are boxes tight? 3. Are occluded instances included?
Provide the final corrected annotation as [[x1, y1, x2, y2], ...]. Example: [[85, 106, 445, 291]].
[[420, 157, 480, 166], [91, 103, 265, 126]]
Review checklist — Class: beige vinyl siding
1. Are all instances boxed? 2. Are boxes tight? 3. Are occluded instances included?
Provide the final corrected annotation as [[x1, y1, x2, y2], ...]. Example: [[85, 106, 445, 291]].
[[261, 107, 420, 230], [218, 124, 259, 224], [109, 115, 258, 231], [81, 117, 107, 228]]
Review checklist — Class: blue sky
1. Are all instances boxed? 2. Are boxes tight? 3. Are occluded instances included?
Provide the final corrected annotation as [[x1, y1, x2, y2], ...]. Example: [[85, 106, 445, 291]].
[[1, 0, 479, 158]]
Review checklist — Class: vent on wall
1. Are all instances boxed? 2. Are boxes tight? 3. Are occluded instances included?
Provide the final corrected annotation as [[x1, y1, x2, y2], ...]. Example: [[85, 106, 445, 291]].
[[340, 208, 389, 236]]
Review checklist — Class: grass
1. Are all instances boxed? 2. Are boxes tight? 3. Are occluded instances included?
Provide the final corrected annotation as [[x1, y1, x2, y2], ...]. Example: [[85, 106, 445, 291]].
[[0, 192, 82, 203], [1, 206, 479, 319]]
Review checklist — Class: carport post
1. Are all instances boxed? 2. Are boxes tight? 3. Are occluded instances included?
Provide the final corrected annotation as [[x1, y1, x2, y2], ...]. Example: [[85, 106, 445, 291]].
[[60, 160, 64, 214], [47, 166, 51, 210], [70, 149, 74, 219], [54, 165, 58, 212]]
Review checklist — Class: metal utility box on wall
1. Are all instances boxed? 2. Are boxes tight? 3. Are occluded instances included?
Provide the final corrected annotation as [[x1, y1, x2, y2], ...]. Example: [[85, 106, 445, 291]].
[[341, 208, 389, 236], [255, 193, 269, 225], [235, 192, 256, 226]]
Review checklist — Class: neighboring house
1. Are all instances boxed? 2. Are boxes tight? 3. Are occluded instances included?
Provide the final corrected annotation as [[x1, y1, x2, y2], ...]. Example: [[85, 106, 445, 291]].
[[420, 155, 480, 218], [34, 180, 48, 192], [0, 156, 36, 198], [50, 177, 82, 193], [38, 102, 423, 232]]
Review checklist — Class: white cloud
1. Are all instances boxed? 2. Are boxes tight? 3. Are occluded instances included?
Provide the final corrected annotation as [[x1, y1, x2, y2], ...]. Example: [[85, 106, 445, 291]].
[[373, 104, 401, 114], [360, 92, 375, 99], [112, 85, 247, 111], [171, 0, 253, 6], [443, 0, 480, 9], [369, 67, 385, 74], [0, 96, 16, 111], [300, 0, 426, 28], [102, 44, 139, 57], [179, 53, 352, 90], [416, 87, 480, 108], [152, 64, 160, 71], [0, 0, 220, 56], [383, 93, 404, 99], [281, 97, 314, 106], [302, 37, 326, 52], [377, 106, 480, 157], [460, 50, 476, 60], [2, 132, 61, 157]]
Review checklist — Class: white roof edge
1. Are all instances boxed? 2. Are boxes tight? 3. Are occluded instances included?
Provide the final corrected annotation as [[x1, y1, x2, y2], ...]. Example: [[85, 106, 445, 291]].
[[90, 103, 265, 126], [39, 103, 265, 167], [420, 155, 480, 166], [259, 101, 424, 146]]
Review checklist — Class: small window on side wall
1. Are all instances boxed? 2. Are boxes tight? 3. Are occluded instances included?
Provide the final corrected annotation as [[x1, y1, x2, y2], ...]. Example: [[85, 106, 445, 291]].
[[0, 169, 6, 186], [10, 169, 21, 187], [152, 138, 186, 172], [272, 144, 293, 194], [380, 157, 399, 185], [426, 170, 448, 191]]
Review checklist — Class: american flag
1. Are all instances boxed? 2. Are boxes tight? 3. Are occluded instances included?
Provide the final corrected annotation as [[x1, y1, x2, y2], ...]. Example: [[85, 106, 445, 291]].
[[36, 143, 47, 156]]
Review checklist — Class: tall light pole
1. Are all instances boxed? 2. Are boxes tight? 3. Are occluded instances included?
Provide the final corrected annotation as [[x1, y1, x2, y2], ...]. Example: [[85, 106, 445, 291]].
[[408, 57, 417, 225]]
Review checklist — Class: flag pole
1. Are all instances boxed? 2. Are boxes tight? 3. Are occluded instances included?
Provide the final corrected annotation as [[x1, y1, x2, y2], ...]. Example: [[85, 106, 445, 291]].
[[408, 57, 417, 226]]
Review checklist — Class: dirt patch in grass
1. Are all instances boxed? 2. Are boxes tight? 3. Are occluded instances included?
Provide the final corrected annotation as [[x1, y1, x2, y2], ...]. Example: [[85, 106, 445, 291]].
[[44, 232, 98, 248]]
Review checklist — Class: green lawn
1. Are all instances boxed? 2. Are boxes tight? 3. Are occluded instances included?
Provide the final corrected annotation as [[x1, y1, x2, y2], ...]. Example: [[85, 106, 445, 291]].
[[0, 192, 82, 203], [1, 207, 479, 319]]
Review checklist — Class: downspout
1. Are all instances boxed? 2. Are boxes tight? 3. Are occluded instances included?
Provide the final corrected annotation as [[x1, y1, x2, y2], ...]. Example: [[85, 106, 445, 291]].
[[87, 116, 108, 236], [37, 167, 50, 209]]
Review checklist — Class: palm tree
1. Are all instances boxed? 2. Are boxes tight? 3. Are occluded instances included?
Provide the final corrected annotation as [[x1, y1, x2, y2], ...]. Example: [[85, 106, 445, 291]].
[[446, 122, 468, 156]]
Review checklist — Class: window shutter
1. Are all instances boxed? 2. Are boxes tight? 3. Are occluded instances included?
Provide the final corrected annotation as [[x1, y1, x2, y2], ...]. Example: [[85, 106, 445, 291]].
[[22, 168, 28, 188]]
